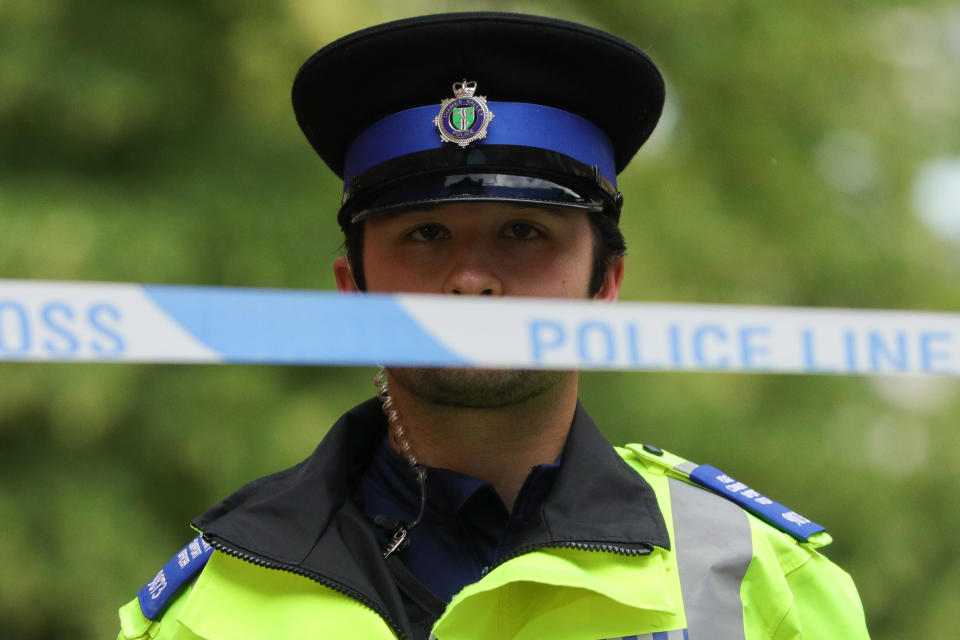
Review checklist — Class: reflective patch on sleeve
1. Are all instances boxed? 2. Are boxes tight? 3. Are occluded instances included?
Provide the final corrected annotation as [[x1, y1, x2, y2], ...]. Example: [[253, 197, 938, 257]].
[[599, 629, 688, 640], [689, 464, 825, 542], [137, 535, 213, 620]]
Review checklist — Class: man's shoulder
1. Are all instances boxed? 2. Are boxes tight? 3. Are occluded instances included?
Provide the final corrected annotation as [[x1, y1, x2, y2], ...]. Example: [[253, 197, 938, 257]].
[[118, 535, 213, 639], [613, 443, 869, 637], [119, 540, 398, 640], [616, 442, 833, 550]]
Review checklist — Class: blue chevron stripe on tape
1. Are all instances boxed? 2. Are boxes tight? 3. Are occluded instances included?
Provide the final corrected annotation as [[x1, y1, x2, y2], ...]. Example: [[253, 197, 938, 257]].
[[142, 286, 466, 365]]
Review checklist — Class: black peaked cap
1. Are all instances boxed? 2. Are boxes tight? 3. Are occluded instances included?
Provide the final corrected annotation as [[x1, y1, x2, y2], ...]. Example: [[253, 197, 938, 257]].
[[293, 12, 665, 179]]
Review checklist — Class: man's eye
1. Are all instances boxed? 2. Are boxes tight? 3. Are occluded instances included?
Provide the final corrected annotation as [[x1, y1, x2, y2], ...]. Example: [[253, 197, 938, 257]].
[[505, 222, 543, 240], [407, 224, 448, 241]]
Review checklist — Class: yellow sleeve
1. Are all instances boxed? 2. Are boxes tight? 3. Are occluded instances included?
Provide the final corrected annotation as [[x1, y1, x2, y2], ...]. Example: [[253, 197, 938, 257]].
[[772, 548, 870, 639], [741, 518, 870, 640], [117, 583, 201, 640]]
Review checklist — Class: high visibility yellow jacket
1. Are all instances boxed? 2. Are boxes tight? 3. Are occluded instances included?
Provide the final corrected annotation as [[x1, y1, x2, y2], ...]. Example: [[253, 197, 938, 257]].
[[119, 400, 869, 640]]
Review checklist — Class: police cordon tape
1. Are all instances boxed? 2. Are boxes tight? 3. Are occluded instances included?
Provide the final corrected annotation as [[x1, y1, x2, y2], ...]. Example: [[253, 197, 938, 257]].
[[0, 279, 958, 376]]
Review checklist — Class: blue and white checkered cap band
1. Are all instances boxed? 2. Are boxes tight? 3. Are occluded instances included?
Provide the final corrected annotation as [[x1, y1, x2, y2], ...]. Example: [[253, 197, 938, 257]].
[[343, 102, 617, 189], [1, 280, 958, 375]]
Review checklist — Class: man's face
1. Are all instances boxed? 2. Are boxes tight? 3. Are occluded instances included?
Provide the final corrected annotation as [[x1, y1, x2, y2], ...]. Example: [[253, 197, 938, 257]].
[[336, 201, 622, 299], [333, 201, 624, 407]]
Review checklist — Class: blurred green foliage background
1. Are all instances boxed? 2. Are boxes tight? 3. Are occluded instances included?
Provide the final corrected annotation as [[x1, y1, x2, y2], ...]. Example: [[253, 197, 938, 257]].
[[2, 0, 960, 637]]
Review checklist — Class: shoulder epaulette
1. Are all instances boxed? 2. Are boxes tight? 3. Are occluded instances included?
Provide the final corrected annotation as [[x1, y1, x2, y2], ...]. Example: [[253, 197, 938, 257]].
[[626, 443, 826, 543], [137, 534, 214, 620]]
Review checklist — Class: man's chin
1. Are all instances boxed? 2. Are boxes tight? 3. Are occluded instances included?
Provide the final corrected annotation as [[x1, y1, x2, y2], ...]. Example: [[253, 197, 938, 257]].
[[386, 367, 566, 409]]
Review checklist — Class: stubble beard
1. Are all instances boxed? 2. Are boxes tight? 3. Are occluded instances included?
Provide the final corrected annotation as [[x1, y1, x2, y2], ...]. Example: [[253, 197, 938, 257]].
[[386, 367, 565, 409]]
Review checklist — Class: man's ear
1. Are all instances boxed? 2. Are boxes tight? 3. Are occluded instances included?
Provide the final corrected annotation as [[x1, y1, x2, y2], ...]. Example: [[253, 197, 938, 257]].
[[593, 257, 624, 302], [333, 256, 359, 292]]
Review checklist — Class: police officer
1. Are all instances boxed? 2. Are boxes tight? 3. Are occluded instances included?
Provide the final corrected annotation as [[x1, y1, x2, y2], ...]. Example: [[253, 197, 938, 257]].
[[118, 13, 870, 640]]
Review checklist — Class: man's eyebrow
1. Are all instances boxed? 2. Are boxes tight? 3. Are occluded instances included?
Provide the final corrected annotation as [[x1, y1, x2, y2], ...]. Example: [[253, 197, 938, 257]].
[[378, 203, 571, 220], [517, 207, 569, 219], [507, 205, 570, 218], [376, 205, 442, 220]]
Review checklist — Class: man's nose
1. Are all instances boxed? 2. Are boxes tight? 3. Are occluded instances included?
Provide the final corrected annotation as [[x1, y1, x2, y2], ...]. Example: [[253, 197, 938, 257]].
[[442, 250, 504, 296]]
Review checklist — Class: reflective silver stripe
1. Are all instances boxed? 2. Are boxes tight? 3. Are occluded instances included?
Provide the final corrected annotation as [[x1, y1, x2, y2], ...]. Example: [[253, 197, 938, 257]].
[[669, 478, 751, 640], [673, 460, 698, 475], [601, 629, 687, 640]]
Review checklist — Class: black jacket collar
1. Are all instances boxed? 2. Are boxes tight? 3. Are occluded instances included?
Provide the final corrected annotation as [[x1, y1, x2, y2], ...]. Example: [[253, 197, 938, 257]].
[[193, 398, 669, 636]]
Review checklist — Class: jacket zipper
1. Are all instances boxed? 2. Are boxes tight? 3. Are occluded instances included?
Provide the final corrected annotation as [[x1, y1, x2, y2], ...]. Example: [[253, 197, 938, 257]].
[[204, 532, 651, 637], [201, 533, 410, 640]]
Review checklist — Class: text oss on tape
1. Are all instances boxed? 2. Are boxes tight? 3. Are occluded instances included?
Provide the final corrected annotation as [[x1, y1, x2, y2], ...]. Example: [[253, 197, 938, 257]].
[[0, 300, 124, 358]]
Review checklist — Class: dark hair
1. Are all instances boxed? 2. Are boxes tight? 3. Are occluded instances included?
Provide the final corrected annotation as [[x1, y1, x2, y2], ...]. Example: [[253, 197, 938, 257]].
[[587, 212, 627, 296], [343, 211, 625, 296]]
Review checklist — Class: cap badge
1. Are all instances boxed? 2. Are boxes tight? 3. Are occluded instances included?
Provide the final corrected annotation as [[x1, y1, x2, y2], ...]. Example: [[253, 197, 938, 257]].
[[433, 80, 494, 148]]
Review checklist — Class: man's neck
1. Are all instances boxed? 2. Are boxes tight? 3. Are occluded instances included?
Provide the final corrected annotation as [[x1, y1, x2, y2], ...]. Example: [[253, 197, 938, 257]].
[[384, 371, 580, 511]]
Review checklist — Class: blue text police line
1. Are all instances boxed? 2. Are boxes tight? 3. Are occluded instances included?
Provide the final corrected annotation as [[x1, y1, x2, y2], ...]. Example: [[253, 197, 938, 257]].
[[0, 281, 958, 376], [0, 302, 956, 374], [0, 300, 956, 375], [528, 319, 956, 374]]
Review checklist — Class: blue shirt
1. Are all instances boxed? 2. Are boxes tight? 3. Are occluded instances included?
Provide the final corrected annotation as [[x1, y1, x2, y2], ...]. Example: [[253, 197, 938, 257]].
[[361, 435, 561, 603]]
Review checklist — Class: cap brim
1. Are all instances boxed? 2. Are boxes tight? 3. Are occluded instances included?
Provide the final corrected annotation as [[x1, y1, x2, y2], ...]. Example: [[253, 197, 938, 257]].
[[346, 172, 605, 223]]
